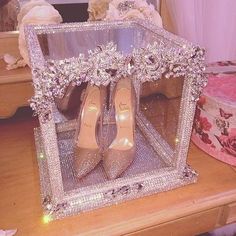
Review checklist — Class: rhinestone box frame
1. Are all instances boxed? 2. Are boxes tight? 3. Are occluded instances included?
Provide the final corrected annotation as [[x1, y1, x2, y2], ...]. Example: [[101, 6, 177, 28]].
[[25, 20, 206, 220]]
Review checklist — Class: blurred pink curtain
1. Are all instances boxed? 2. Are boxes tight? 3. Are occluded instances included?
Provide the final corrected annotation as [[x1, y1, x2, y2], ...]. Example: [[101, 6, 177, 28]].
[[165, 0, 236, 63]]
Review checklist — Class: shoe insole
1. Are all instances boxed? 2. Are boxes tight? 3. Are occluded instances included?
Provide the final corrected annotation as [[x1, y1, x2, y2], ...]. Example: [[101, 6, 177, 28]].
[[110, 78, 134, 151], [77, 85, 101, 149]]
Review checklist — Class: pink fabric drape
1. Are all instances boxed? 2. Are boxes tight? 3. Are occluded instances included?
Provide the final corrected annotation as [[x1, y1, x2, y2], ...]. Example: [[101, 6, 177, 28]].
[[165, 0, 236, 63]]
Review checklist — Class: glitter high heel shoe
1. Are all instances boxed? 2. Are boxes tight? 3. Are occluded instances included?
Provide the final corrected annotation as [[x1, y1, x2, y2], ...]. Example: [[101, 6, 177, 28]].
[[74, 84, 106, 178], [56, 83, 87, 113], [103, 77, 136, 179]]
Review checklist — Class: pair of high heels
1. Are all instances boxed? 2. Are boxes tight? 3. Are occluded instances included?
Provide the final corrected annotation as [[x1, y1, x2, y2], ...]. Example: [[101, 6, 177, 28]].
[[74, 77, 136, 180]]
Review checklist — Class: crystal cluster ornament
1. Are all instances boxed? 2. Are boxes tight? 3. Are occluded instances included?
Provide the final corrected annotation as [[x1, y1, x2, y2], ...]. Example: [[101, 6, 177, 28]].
[[87, 42, 125, 86], [30, 68, 54, 122], [30, 41, 206, 122], [104, 182, 144, 200], [117, 1, 135, 13], [181, 164, 198, 180], [42, 195, 68, 216], [132, 42, 166, 82]]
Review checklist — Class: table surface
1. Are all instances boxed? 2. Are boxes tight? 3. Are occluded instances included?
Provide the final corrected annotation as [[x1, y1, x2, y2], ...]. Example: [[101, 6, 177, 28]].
[[0, 108, 236, 236], [0, 60, 31, 85]]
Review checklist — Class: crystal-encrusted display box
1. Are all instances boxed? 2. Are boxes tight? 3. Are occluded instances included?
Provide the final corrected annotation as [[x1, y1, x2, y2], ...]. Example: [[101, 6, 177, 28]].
[[25, 20, 206, 220]]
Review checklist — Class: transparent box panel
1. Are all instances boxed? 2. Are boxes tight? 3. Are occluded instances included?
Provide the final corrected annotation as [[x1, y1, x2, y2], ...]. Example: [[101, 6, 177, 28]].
[[27, 21, 205, 219], [140, 77, 184, 151], [35, 25, 179, 193]]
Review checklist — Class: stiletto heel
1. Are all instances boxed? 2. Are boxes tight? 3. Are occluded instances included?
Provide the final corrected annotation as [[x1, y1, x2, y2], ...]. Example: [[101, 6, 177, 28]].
[[74, 84, 105, 178], [56, 83, 87, 113], [103, 77, 136, 179]]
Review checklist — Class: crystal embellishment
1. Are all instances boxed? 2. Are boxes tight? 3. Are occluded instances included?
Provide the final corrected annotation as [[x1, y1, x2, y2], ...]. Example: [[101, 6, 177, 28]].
[[104, 182, 144, 200], [117, 1, 135, 13], [30, 41, 206, 122], [181, 165, 198, 180], [43, 195, 69, 216]]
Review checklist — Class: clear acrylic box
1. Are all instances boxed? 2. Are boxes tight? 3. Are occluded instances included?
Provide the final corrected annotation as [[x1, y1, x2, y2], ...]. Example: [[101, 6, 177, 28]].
[[25, 20, 206, 220]]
